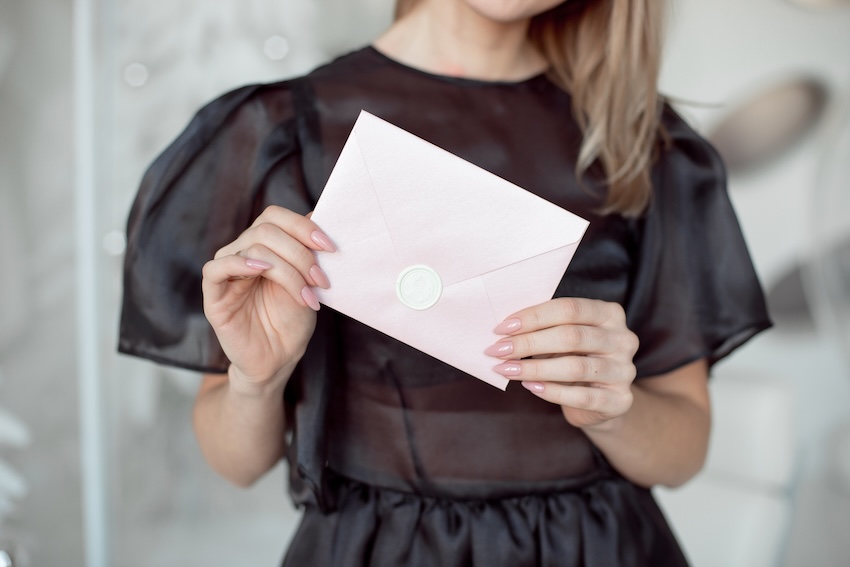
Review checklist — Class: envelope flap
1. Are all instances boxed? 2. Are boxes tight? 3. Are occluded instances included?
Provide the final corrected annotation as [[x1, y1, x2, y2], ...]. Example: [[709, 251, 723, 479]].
[[352, 111, 588, 286]]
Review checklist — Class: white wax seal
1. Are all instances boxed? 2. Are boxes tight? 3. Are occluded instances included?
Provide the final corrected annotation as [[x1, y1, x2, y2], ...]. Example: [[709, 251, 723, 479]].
[[396, 265, 443, 310]]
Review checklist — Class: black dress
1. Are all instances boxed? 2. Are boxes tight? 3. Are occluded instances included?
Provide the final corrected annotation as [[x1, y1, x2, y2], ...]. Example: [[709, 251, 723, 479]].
[[118, 46, 772, 566]]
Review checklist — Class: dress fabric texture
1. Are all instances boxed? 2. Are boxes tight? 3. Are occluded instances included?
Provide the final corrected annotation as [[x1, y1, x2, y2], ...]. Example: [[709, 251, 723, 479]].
[[119, 47, 772, 567]]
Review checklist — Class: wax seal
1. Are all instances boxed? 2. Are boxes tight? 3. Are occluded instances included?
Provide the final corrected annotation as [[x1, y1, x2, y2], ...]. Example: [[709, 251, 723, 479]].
[[396, 265, 443, 310]]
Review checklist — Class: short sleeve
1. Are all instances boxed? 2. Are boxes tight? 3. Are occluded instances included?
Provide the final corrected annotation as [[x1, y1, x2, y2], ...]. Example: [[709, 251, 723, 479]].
[[626, 106, 772, 378], [118, 81, 312, 373]]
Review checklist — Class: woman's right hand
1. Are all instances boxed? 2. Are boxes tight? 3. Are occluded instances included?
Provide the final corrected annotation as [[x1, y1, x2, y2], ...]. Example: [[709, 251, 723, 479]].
[[201, 205, 336, 395]]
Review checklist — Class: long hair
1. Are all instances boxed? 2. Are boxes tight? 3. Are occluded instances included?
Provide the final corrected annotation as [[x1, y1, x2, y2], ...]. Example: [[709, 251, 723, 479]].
[[394, 0, 666, 217]]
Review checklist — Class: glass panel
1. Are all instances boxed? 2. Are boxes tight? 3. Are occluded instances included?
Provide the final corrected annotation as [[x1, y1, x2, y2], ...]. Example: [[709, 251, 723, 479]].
[[0, 1, 83, 565]]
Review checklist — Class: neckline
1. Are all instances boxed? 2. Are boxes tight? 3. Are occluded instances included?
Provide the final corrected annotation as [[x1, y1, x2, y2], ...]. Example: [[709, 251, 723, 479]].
[[365, 45, 549, 88]]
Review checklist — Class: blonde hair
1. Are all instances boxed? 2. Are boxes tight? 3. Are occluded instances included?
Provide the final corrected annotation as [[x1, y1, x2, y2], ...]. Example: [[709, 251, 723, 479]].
[[394, 0, 666, 217]]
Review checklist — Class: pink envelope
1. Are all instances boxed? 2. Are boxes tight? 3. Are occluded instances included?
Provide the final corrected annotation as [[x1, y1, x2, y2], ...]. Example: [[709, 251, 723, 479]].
[[311, 111, 589, 389]]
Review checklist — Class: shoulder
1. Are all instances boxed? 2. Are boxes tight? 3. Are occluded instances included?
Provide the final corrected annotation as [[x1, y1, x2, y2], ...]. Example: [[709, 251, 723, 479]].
[[649, 102, 728, 207], [656, 103, 726, 182], [303, 46, 380, 84], [187, 81, 295, 137], [186, 46, 374, 133], [139, 81, 295, 192]]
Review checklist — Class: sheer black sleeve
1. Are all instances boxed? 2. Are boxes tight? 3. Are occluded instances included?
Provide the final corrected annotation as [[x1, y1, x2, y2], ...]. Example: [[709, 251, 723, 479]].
[[627, 106, 772, 378], [118, 82, 309, 373]]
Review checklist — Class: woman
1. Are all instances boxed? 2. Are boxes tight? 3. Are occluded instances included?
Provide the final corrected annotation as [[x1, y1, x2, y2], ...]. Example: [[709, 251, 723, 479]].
[[119, 0, 772, 565]]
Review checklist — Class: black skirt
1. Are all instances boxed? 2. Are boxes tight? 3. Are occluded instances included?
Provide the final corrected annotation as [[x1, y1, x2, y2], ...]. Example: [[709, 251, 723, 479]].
[[282, 470, 688, 567]]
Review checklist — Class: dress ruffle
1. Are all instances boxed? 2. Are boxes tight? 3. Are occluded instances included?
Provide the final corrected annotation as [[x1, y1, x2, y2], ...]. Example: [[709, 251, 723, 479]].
[[282, 471, 688, 567]]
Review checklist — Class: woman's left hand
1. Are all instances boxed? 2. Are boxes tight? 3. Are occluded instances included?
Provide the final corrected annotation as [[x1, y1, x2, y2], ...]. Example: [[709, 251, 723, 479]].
[[487, 297, 640, 430]]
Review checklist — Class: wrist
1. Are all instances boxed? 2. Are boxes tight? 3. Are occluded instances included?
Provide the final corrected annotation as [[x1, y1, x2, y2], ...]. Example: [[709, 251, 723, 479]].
[[579, 413, 627, 436], [227, 363, 294, 400]]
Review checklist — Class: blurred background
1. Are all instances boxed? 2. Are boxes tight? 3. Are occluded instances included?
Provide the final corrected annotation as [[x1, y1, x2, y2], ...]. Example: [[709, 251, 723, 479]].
[[0, 0, 848, 565]]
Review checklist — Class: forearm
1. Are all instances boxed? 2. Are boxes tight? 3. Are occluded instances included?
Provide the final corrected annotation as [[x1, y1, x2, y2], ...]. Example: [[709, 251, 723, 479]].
[[192, 366, 290, 487], [580, 363, 711, 488]]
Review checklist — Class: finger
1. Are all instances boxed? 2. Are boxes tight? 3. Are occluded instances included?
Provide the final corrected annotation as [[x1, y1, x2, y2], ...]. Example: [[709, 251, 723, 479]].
[[494, 298, 626, 335], [485, 324, 623, 359], [205, 245, 315, 310], [520, 382, 633, 415], [250, 205, 335, 252], [216, 223, 330, 290], [236, 243, 318, 309], [201, 254, 270, 304], [492, 355, 631, 384]]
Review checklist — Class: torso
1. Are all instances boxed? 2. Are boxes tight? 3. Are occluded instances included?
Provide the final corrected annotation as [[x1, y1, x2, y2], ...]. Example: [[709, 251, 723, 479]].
[[287, 46, 639, 499]]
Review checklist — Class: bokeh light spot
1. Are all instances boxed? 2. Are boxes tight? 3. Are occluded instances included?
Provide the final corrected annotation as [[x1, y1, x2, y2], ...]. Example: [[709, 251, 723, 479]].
[[123, 63, 149, 87], [264, 35, 290, 61], [102, 230, 127, 256]]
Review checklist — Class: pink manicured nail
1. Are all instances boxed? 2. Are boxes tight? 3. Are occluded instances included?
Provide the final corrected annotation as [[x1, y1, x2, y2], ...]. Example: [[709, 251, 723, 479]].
[[522, 382, 545, 393], [311, 231, 336, 252], [493, 362, 522, 376], [484, 340, 513, 357], [309, 264, 331, 289], [493, 318, 522, 335], [301, 286, 321, 311], [245, 259, 272, 270]]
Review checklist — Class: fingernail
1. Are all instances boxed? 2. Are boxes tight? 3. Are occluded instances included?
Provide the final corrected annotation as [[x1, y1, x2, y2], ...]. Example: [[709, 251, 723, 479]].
[[493, 318, 521, 335], [301, 286, 320, 311], [493, 362, 522, 376], [245, 259, 272, 270], [484, 340, 513, 357], [311, 231, 336, 252], [522, 381, 545, 393], [309, 264, 330, 289]]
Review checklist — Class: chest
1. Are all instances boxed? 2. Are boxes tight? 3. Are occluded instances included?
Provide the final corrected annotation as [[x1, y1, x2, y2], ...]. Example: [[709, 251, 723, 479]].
[[310, 102, 638, 307]]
